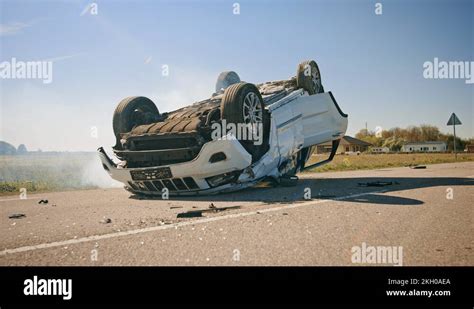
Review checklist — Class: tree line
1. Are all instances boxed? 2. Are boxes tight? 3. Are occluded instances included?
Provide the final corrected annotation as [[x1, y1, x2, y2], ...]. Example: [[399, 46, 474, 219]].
[[355, 125, 473, 152], [0, 141, 28, 155]]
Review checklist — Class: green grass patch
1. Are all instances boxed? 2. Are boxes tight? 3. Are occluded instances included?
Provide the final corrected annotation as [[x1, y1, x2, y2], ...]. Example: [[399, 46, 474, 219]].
[[305, 153, 474, 173]]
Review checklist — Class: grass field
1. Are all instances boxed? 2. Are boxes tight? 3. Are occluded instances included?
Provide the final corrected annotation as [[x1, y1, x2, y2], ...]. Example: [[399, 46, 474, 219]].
[[306, 152, 474, 173], [1, 152, 473, 196]]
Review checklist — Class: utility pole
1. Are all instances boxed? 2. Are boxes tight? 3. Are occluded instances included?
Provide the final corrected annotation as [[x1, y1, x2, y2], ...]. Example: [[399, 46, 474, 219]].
[[454, 122, 457, 159]]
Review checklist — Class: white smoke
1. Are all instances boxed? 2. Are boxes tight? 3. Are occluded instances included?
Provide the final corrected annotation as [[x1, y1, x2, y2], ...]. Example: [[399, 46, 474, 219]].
[[79, 153, 122, 189]]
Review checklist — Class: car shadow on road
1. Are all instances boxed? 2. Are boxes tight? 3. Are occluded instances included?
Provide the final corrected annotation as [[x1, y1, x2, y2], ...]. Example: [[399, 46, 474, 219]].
[[130, 176, 473, 206]]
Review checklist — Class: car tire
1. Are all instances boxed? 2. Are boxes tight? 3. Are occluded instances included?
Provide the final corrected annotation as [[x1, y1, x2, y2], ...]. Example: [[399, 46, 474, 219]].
[[296, 60, 324, 95], [221, 82, 268, 162], [215, 71, 241, 92], [113, 96, 159, 147]]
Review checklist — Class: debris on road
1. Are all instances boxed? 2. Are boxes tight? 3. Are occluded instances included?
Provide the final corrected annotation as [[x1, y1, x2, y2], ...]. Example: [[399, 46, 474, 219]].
[[170, 206, 183, 209], [410, 165, 427, 169], [38, 199, 48, 204], [9, 213, 26, 219], [358, 181, 399, 187], [100, 217, 112, 224], [208, 205, 241, 213], [177, 211, 203, 218], [158, 220, 173, 225], [177, 205, 241, 218]]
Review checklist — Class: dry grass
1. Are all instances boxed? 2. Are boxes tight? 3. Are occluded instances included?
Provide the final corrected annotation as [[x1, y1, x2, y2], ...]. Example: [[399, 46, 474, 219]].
[[0, 153, 113, 196], [305, 152, 474, 173]]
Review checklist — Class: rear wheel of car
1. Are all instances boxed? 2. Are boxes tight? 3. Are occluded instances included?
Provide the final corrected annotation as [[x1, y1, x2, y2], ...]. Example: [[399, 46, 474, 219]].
[[221, 82, 268, 162], [215, 71, 241, 92], [113, 96, 159, 147], [296, 60, 324, 95]]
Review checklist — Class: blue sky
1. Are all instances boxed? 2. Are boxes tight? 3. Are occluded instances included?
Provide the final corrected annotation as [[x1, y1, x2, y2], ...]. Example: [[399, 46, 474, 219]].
[[0, 0, 473, 151]]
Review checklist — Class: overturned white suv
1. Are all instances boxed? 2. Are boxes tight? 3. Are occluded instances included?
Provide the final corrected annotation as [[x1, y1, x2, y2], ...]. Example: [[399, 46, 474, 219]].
[[98, 60, 348, 195]]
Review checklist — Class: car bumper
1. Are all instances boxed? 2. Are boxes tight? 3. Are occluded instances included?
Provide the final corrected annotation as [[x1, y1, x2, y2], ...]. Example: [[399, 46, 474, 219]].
[[98, 138, 254, 196]]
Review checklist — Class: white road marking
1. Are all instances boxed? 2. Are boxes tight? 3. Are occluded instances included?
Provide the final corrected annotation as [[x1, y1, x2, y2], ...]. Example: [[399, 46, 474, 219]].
[[0, 189, 386, 256], [0, 198, 26, 203]]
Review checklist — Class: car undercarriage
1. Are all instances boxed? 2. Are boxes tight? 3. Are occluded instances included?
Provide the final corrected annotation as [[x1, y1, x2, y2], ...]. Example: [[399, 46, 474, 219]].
[[114, 78, 297, 168]]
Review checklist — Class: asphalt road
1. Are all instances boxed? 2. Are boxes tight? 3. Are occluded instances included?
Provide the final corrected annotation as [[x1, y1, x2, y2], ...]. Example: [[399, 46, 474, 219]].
[[1, 162, 473, 266]]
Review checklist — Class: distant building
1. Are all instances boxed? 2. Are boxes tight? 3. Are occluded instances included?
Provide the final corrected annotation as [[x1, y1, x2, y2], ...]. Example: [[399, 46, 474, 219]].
[[370, 147, 390, 154], [466, 145, 474, 153], [316, 136, 372, 154], [401, 141, 446, 153]]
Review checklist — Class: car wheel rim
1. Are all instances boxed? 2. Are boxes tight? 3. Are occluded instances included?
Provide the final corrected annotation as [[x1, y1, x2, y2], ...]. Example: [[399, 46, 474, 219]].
[[243, 92, 263, 124]]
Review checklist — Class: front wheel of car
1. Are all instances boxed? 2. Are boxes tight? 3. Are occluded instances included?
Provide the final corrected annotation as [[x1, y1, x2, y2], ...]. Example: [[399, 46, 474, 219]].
[[296, 60, 324, 95], [112, 96, 159, 147], [221, 82, 269, 162]]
